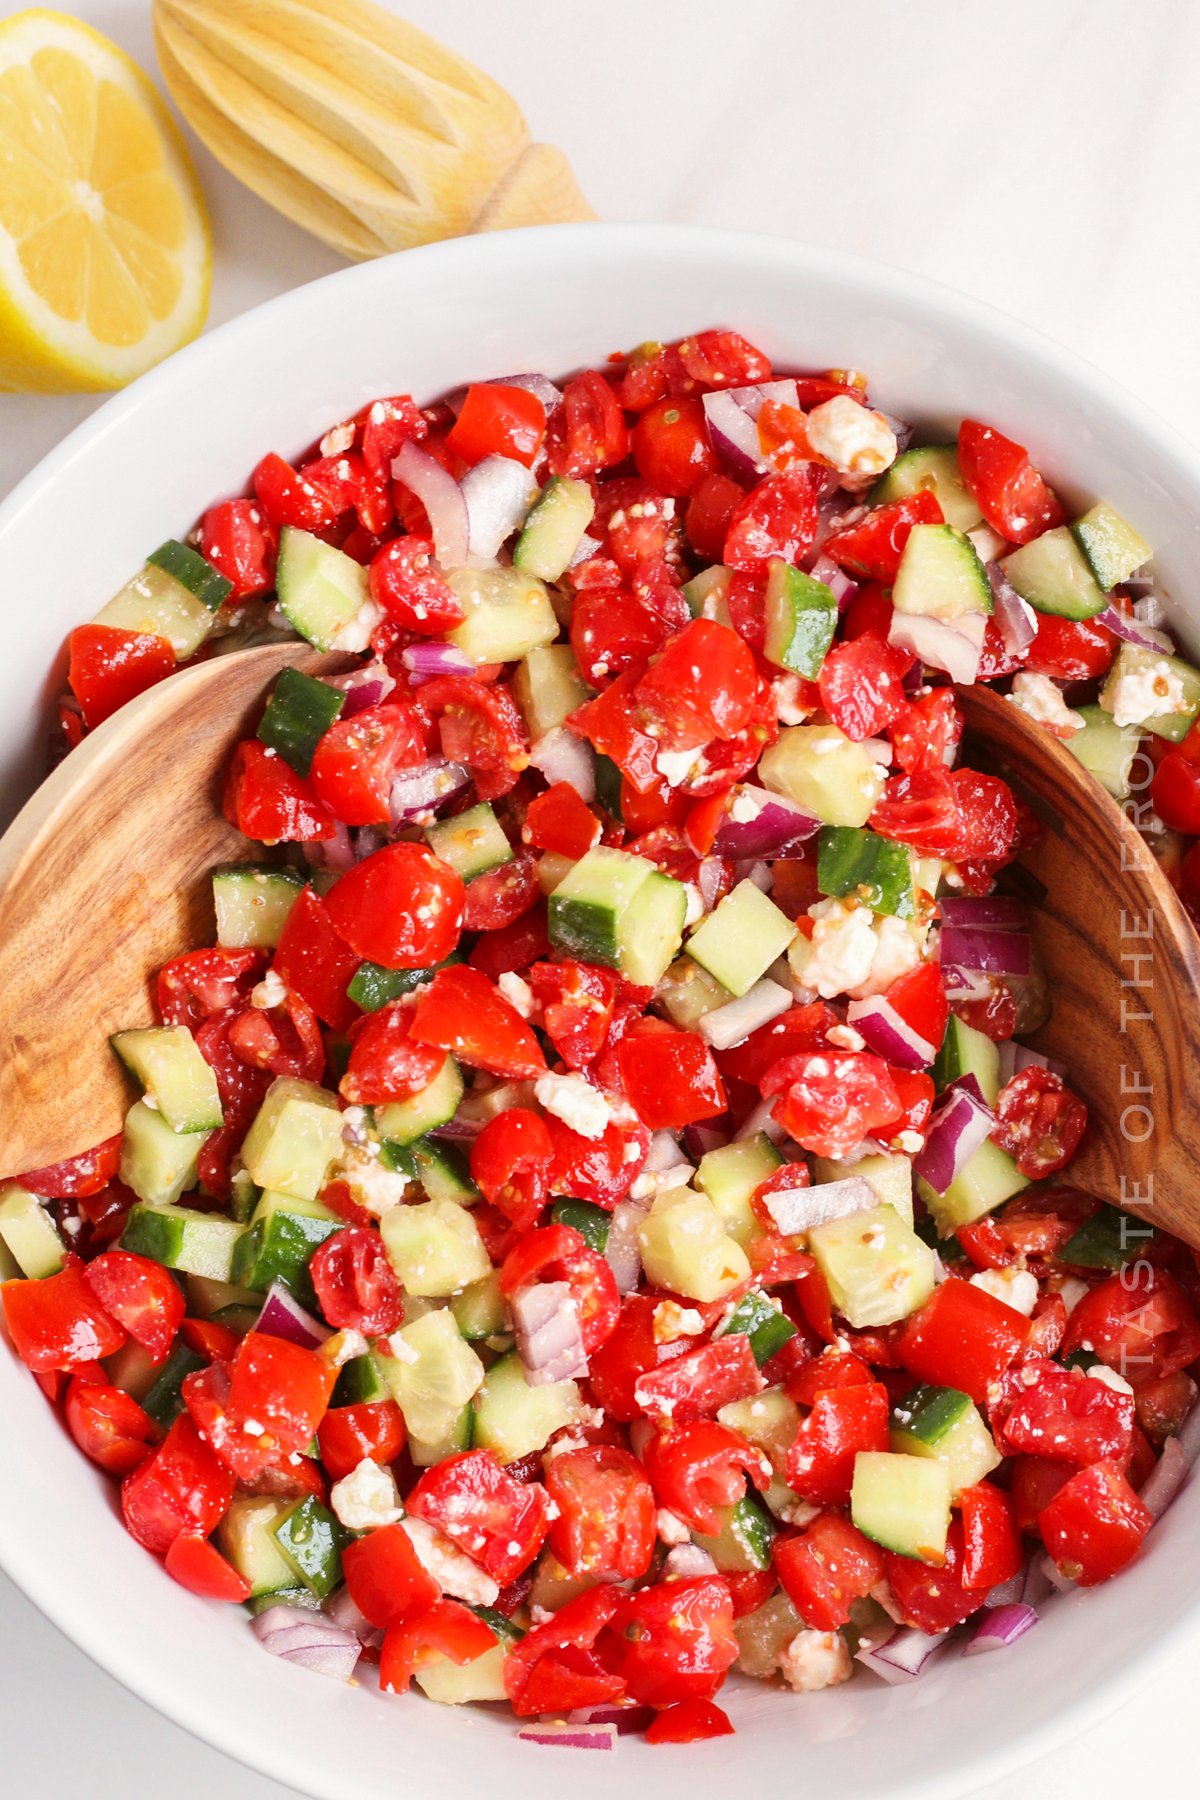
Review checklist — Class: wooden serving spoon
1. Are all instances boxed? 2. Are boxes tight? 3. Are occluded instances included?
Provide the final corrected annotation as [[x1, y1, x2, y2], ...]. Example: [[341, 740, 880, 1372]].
[[0, 641, 344, 1177], [152, 0, 596, 260], [959, 684, 1200, 1247]]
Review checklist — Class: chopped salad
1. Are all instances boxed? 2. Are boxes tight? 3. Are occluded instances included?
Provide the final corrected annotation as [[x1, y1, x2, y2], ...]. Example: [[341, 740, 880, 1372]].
[[5, 330, 1200, 1744]]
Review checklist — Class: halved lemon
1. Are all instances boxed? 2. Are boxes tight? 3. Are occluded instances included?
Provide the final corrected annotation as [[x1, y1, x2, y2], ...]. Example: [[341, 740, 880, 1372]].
[[0, 9, 211, 391]]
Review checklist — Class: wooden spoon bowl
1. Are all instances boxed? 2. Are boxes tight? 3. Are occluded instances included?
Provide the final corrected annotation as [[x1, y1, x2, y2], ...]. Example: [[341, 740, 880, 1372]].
[[0, 641, 344, 1176], [959, 684, 1200, 1246]]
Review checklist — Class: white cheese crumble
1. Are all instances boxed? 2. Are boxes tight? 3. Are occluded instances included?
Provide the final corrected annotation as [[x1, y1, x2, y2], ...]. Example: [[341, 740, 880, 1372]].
[[250, 968, 287, 1010], [653, 1301, 706, 1343], [330, 1458, 403, 1532], [655, 744, 704, 787], [534, 1072, 612, 1141], [777, 1628, 854, 1692], [1088, 1363, 1135, 1395], [1009, 671, 1085, 739], [329, 1142, 409, 1218], [400, 1516, 499, 1606], [826, 1023, 866, 1051], [387, 1330, 420, 1363], [791, 898, 878, 999], [847, 914, 922, 1001], [324, 1328, 370, 1368], [969, 1267, 1039, 1317], [329, 597, 384, 654], [1056, 1276, 1089, 1318], [805, 395, 897, 480], [497, 971, 536, 1019], [730, 790, 761, 823], [1103, 657, 1187, 729], [683, 883, 706, 928], [655, 1508, 691, 1546]]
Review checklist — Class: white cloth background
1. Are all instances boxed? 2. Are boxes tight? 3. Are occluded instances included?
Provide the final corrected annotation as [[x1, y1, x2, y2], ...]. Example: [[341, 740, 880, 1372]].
[[1, 0, 1196, 1792]]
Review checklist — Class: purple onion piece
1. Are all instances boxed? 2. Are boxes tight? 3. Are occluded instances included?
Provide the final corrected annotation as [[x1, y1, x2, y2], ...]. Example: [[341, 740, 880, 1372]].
[[713, 786, 820, 860], [855, 1625, 949, 1684], [392, 440, 469, 568], [529, 728, 597, 802], [913, 1086, 995, 1194], [1139, 1435, 1189, 1520], [846, 992, 939, 1070], [567, 1704, 656, 1736], [763, 1176, 875, 1237], [253, 1607, 361, 1682], [681, 1122, 728, 1159], [962, 1602, 1039, 1656], [401, 641, 476, 685], [987, 564, 1039, 657], [939, 895, 1028, 930], [1096, 604, 1175, 655], [461, 454, 539, 563], [939, 924, 1031, 978], [512, 1280, 588, 1385], [724, 377, 800, 420], [255, 1280, 331, 1349], [699, 979, 794, 1052], [888, 609, 987, 685], [493, 372, 563, 412], [702, 388, 768, 483], [516, 1724, 616, 1750], [388, 759, 471, 825]]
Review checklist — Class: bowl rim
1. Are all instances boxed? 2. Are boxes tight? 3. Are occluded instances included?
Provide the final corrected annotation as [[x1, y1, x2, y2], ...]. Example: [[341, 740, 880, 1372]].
[[3, 220, 1200, 1798]]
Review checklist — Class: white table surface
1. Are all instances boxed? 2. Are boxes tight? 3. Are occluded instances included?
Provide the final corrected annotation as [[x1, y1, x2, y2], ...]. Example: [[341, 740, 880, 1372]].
[[1, 0, 1196, 1792]]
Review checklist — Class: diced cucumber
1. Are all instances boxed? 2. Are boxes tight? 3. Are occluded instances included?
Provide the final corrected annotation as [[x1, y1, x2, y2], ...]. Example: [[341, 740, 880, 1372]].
[[245, 1589, 323, 1617], [638, 1188, 750, 1303], [472, 1351, 583, 1464], [347, 954, 460, 1014], [817, 825, 914, 919], [513, 477, 595, 581], [547, 845, 653, 966], [411, 1139, 479, 1206], [257, 668, 345, 777], [94, 559, 214, 660], [758, 725, 885, 828], [813, 1152, 913, 1225], [145, 539, 232, 612], [735, 1590, 806, 1678], [618, 867, 687, 986], [446, 565, 559, 663], [512, 644, 589, 739], [232, 1189, 341, 1297], [381, 1197, 491, 1296], [851, 1450, 951, 1562], [870, 445, 983, 531], [715, 1289, 797, 1366], [218, 1496, 297, 1599], [807, 1204, 935, 1328], [382, 1310, 485, 1442], [275, 527, 370, 650], [141, 1342, 205, 1426], [230, 1168, 260, 1223], [693, 1494, 777, 1571], [0, 1182, 64, 1277], [213, 865, 305, 950], [762, 559, 838, 678], [332, 1351, 389, 1406], [550, 1199, 611, 1253], [121, 1201, 247, 1281], [684, 564, 734, 626], [425, 803, 512, 882], [890, 1384, 1000, 1496], [718, 1388, 800, 1467], [1000, 527, 1107, 621], [695, 1135, 783, 1250], [932, 1016, 1001, 1105], [111, 1026, 223, 1134], [374, 1059, 465, 1147], [592, 754, 623, 822], [656, 956, 733, 1030], [1070, 502, 1151, 592], [892, 523, 991, 622], [240, 1078, 345, 1204], [407, 1401, 474, 1467], [1065, 704, 1141, 801], [686, 880, 797, 997], [1100, 641, 1200, 742], [273, 1497, 347, 1599], [119, 1100, 207, 1205], [414, 1641, 508, 1704], [1060, 1203, 1153, 1271], [450, 1270, 509, 1340], [917, 1138, 1029, 1234]]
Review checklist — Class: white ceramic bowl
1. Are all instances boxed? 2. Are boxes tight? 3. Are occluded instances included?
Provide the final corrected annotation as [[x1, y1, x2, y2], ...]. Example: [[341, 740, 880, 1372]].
[[2, 225, 1200, 1800]]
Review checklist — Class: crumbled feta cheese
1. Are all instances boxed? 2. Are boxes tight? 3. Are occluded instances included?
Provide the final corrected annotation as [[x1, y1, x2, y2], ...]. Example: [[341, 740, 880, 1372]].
[[324, 1328, 370, 1368], [241, 1418, 265, 1438], [780, 1498, 821, 1528], [653, 1301, 706, 1343], [1103, 657, 1187, 729], [965, 524, 1010, 563], [329, 598, 383, 654], [683, 883, 706, 928], [664, 1544, 717, 1579], [847, 914, 922, 1000], [805, 395, 897, 480], [729, 790, 761, 823], [497, 971, 535, 1019], [330, 1142, 409, 1218], [534, 1072, 612, 1141], [387, 1330, 419, 1363], [341, 1104, 371, 1147], [250, 968, 287, 1010], [400, 1516, 499, 1605], [656, 1508, 691, 1546], [1056, 1276, 1089, 1318], [826, 1023, 866, 1051], [655, 745, 704, 788], [777, 1628, 854, 1692], [791, 898, 878, 999], [896, 1129, 924, 1155], [969, 1267, 1039, 1317], [1088, 1363, 1134, 1395], [1009, 671, 1085, 739], [330, 1457, 403, 1532], [319, 421, 355, 456]]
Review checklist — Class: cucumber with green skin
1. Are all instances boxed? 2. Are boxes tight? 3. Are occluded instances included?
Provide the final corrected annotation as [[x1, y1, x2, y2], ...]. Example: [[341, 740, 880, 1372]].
[[213, 866, 305, 951], [513, 477, 595, 581], [425, 802, 513, 883], [551, 1198, 611, 1253], [275, 527, 370, 650], [141, 1341, 207, 1427], [892, 523, 992, 622], [256, 667, 344, 776], [693, 1494, 777, 1571], [1070, 502, 1151, 592], [715, 1289, 797, 1366], [817, 825, 915, 919], [917, 1137, 1029, 1233], [119, 1100, 208, 1206], [851, 1450, 951, 1561], [347, 953, 462, 1014], [1099, 641, 1200, 743], [762, 560, 838, 678], [273, 1497, 347, 1599], [889, 1383, 1000, 1495], [231, 1189, 341, 1299], [111, 1026, 224, 1134], [870, 445, 982, 532], [685, 879, 797, 997], [146, 538, 232, 612], [373, 1058, 465, 1148], [1064, 704, 1141, 800], [548, 845, 686, 984], [0, 1182, 64, 1277], [121, 1201, 246, 1282], [932, 1016, 1001, 1104], [1000, 526, 1107, 620]]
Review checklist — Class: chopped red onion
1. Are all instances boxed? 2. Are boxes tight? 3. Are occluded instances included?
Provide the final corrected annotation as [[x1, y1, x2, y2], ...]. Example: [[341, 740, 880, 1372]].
[[742, 859, 773, 893], [726, 377, 801, 420], [401, 641, 476, 685], [333, 661, 396, 717], [1096, 604, 1175, 655], [962, 1603, 1039, 1656], [713, 786, 819, 859], [252, 1606, 361, 1682], [529, 728, 597, 803], [567, 1705, 656, 1736], [860, 736, 893, 763], [987, 565, 1039, 656], [846, 992, 939, 1070], [303, 820, 355, 873], [512, 1280, 588, 1385], [889, 609, 986, 685], [996, 1041, 1066, 1084], [913, 1086, 995, 1194], [604, 1200, 647, 1295], [855, 1625, 949, 1684], [324, 1585, 373, 1640], [763, 1175, 875, 1237], [984, 1571, 1025, 1609], [1038, 1552, 1075, 1594], [516, 1723, 616, 1751], [392, 441, 469, 568], [663, 1543, 718, 1578], [699, 979, 793, 1052], [1177, 1396, 1200, 1464], [939, 924, 1031, 978], [645, 1131, 685, 1172], [255, 1281, 331, 1349], [808, 552, 859, 608], [940, 965, 995, 1004], [1139, 1435, 1189, 1520], [703, 389, 769, 483], [939, 896, 1028, 929], [568, 531, 603, 569], [878, 408, 914, 452], [461, 455, 539, 563], [682, 1122, 728, 1158], [494, 372, 563, 413], [734, 1095, 786, 1145], [389, 759, 471, 824], [696, 857, 728, 911], [1021, 1556, 1055, 1609]]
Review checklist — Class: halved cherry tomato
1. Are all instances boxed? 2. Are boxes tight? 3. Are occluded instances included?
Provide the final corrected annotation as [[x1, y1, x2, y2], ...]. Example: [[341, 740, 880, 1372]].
[[368, 537, 466, 633], [408, 1448, 552, 1582], [317, 1399, 406, 1481], [634, 1335, 764, 1422], [785, 1381, 889, 1505], [418, 676, 528, 802], [686, 472, 746, 561], [164, 1532, 251, 1602], [227, 989, 325, 1082], [1025, 612, 1117, 681], [68, 624, 175, 730], [82, 1250, 185, 1363], [817, 632, 913, 742], [380, 1598, 497, 1693], [991, 1068, 1087, 1179], [544, 1444, 656, 1581], [252, 452, 341, 533], [503, 1586, 625, 1716], [526, 960, 618, 1070], [898, 1278, 1030, 1404], [544, 1112, 650, 1207], [157, 947, 265, 1028], [326, 842, 464, 970], [646, 1699, 734, 1744], [121, 1414, 235, 1556], [642, 1421, 771, 1534], [1038, 1459, 1152, 1586], [468, 905, 551, 979], [724, 468, 820, 574], [824, 491, 944, 582], [343, 1521, 440, 1629], [410, 964, 545, 1078], [310, 703, 425, 825], [310, 1228, 404, 1336], [885, 1520, 987, 1630], [545, 370, 629, 478], [617, 1024, 726, 1129], [446, 384, 546, 468], [16, 1136, 122, 1200], [959, 1481, 1021, 1591], [461, 853, 540, 933], [617, 1576, 739, 1706], [200, 497, 276, 601], [957, 420, 1063, 544], [341, 998, 445, 1104], [2, 1258, 126, 1372], [65, 1375, 157, 1475], [470, 1108, 554, 1230], [498, 1223, 620, 1354], [632, 396, 718, 497], [635, 619, 758, 753], [761, 1051, 900, 1160], [1063, 1266, 1200, 1382], [223, 739, 335, 844], [523, 782, 601, 861], [272, 886, 361, 1032], [773, 1511, 885, 1630]]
